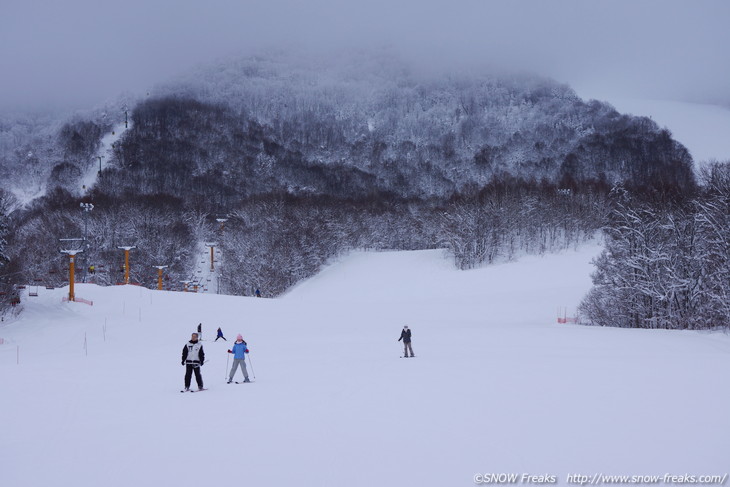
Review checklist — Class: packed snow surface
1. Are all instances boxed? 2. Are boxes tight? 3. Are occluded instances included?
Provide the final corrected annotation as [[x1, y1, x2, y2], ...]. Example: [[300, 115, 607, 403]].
[[1, 245, 728, 487]]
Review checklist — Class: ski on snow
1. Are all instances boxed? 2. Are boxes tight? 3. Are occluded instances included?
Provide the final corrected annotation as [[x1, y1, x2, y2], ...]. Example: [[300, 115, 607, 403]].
[[180, 388, 208, 393]]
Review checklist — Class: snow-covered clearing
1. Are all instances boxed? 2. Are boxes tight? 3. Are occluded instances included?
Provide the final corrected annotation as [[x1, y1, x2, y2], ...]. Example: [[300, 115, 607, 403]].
[[1, 245, 728, 486]]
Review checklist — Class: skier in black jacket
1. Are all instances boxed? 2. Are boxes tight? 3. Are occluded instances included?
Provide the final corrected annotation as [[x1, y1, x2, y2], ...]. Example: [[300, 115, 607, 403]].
[[398, 325, 414, 358], [182, 332, 205, 391]]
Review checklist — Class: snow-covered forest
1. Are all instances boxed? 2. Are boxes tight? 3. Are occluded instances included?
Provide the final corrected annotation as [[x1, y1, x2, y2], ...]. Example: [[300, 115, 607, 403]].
[[581, 162, 730, 330], [0, 52, 724, 329]]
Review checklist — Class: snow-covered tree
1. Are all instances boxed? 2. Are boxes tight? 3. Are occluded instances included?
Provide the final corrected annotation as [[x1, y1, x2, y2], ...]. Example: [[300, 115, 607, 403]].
[[694, 162, 730, 327], [0, 189, 12, 309], [581, 177, 730, 330]]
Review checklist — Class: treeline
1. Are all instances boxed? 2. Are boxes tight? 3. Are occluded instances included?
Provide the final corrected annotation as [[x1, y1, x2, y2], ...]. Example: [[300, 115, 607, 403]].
[[1, 181, 606, 303], [580, 162, 730, 330], [0, 190, 10, 307], [217, 182, 605, 296], [2, 189, 198, 294]]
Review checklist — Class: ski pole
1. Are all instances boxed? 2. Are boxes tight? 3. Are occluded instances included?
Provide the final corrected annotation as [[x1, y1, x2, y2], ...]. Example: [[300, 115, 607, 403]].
[[225, 352, 230, 380], [247, 353, 256, 379]]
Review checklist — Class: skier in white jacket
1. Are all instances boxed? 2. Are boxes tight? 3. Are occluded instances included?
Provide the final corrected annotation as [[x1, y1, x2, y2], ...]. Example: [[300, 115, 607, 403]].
[[182, 332, 205, 391]]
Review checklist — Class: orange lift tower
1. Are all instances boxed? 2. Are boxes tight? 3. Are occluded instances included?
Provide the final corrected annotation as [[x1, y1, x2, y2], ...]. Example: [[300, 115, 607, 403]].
[[59, 239, 85, 302], [153, 265, 169, 290], [117, 246, 137, 284], [205, 242, 218, 271]]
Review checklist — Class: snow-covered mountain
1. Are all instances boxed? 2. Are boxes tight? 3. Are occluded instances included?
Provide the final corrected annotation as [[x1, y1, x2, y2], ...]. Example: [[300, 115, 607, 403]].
[[579, 95, 730, 168], [108, 53, 694, 200], [2, 52, 696, 205], [0, 51, 717, 311], [2, 245, 728, 486]]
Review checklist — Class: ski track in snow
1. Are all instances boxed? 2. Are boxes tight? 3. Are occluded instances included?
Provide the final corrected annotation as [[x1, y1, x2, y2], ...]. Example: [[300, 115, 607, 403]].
[[79, 121, 129, 194], [0, 245, 729, 487], [191, 244, 221, 295]]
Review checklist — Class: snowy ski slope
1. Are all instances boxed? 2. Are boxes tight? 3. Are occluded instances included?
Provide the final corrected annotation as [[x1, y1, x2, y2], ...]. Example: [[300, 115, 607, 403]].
[[1, 245, 728, 487], [79, 121, 129, 195]]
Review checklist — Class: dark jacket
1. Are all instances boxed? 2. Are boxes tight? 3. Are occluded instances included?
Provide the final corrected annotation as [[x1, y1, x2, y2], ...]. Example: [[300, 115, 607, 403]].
[[182, 340, 205, 365], [398, 329, 412, 343]]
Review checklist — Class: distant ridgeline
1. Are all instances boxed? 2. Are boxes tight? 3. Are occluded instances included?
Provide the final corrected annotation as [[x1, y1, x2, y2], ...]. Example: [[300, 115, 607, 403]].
[[0, 53, 702, 315]]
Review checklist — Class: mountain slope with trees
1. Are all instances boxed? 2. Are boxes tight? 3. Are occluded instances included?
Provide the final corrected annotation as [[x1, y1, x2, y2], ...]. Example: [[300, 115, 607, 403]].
[[104, 52, 694, 203], [0, 52, 701, 312]]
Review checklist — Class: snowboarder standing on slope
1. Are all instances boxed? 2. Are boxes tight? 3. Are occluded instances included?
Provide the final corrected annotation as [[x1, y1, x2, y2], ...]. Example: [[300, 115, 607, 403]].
[[215, 327, 226, 341], [182, 332, 205, 391], [227, 334, 250, 383], [197, 323, 202, 340], [398, 325, 414, 358]]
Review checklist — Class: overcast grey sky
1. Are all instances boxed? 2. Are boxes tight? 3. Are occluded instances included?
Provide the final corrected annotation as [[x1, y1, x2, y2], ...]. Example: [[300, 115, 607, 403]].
[[1, 0, 729, 111]]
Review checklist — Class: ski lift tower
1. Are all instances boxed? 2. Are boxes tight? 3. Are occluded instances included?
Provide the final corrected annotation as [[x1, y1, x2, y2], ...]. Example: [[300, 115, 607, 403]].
[[152, 265, 168, 291], [205, 242, 218, 271], [59, 238, 85, 302], [215, 217, 228, 232], [80, 202, 94, 282], [117, 246, 137, 284]]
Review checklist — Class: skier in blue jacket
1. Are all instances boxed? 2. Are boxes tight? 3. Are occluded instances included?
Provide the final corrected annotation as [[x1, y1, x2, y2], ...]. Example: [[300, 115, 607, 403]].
[[227, 334, 250, 383], [215, 327, 226, 341]]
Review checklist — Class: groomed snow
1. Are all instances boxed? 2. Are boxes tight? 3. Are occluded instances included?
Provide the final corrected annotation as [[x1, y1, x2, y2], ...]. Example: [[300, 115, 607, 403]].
[[1, 245, 728, 486]]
